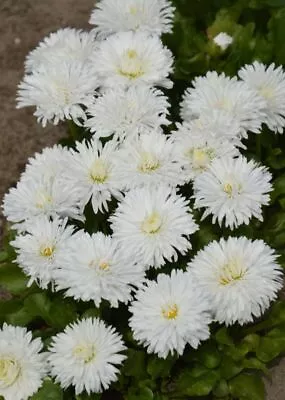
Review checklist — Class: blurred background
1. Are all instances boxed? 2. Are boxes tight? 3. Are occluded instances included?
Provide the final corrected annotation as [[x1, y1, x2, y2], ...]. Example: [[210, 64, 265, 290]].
[[0, 1, 284, 398]]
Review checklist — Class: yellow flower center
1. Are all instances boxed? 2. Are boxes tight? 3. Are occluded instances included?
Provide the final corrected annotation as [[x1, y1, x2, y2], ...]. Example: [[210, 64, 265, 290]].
[[129, 6, 138, 15], [35, 192, 53, 209], [259, 85, 274, 100], [98, 261, 110, 271], [40, 246, 54, 257], [73, 344, 96, 364], [187, 147, 215, 170], [162, 304, 179, 320], [118, 49, 145, 80], [0, 358, 21, 389], [219, 260, 246, 286], [223, 183, 233, 198], [138, 152, 160, 173], [215, 98, 231, 110], [141, 212, 162, 234], [89, 159, 108, 184]]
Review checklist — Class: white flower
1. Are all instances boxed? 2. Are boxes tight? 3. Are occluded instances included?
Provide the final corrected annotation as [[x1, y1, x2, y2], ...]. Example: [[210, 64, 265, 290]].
[[129, 270, 211, 358], [180, 109, 242, 142], [85, 86, 170, 141], [110, 185, 198, 268], [11, 217, 74, 289], [17, 62, 99, 127], [181, 71, 266, 137], [24, 145, 70, 182], [0, 324, 47, 400], [63, 139, 122, 213], [238, 62, 285, 133], [172, 123, 240, 180], [25, 28, 97, 73], [193, 156, 272, 230], [188, 237, 283, 325], [113, 131, 186, 189], [213, 32, 233, 51], [92, 31, 173, 89], [89, 0, 175, 38], [2, 173, 83, 228], [54, 231, 145, 307], [48, 318, 126, 394]]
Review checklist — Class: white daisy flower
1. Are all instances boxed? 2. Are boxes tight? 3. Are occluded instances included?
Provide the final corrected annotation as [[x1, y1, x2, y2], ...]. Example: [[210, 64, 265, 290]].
[[181, 109, 242, 142], [0, 324, 47, 400], [2, 174, 83, 228], [113, 131, 186, 189], [11, 216, 74, 289], [188, 237, 283, 325], [213, 32, 233, 51], [48, 318, 126, 394], [24, 145, 71, 181], [89, 0, 175, 38], [25, 28, 97, 73], [85, 86, 170, 142], [63, 138, 122, 214], [193, 156, 273, 230], [110, 185, 198, 268], [129, 270, 211, 358], [17, 62, 99, 127], [238, 62, 285, 133], [172, 124, 240, 180], [54, 231, 145, 307], [180, 71, 266, 137], [92, 31, 173, 89]]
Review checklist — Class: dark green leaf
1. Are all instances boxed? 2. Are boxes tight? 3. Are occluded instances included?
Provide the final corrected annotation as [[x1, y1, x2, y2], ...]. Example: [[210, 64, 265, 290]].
[[147, 356, 174, 379], [215, 327, 234, 346], [229, 374, 265, 400], [31, 379, 63, 400], [122, 349, 147, 379], [0, 264, 28, 294], [256, 336, 285, 362]]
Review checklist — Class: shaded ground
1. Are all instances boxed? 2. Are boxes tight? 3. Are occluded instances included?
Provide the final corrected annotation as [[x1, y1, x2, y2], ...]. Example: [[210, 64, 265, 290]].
[[0, 1, 284, 398]]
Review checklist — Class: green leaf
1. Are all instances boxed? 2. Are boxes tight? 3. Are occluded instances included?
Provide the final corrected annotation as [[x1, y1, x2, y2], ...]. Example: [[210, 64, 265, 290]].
[[147, 356, 174, 379], [197, 342, 221, 369], [31, 379, 63, 400], [176, 369, 220, 396], [126, 387, 154, 400], [122, 349, 147, 379], [256, 336, 285, 362], [5, 306, 34, 326], [220, 356, 243, 380], [215, 327, 234, 346], [213, 379, 229, 398], [229, 374, 265, 400], [48, 298, 77, 329], [242, 358, 268, 375], [0, 251, 9, 263], [24, 293, 52, 323], [0, 264, 28, 294]]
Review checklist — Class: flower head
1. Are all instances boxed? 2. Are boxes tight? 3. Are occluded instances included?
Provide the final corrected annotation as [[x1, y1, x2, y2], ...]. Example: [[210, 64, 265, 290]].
[[0, 324, 47, 400], [89, 0, 175, 38], [188, 237, 283, 325], [113, 131, 186, 189], [12, 217, 74, 289], [85, 86, 170, 141], [172, 123, 239, 180], [63, 138, 122, 213], [238, 62, 285, 133], [181, 71, 266, 137], [129, 270, 211, 358], [2, 173, 83, 229], [48, 318, 126, 394], [193, 156, 272, 229], [54, 231, 145, 307], [25, 28, 97, 73], [110, 185, 198, 268], [17, 62, 99, 127], [92, 31, 173, 89]]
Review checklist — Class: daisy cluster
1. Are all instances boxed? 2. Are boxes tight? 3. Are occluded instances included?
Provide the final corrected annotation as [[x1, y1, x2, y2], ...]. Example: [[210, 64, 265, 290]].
[[1, 0, 285, 398]]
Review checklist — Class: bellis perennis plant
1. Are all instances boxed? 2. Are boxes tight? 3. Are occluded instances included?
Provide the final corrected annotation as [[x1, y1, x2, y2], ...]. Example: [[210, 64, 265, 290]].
[[2, 1, 285, 399]]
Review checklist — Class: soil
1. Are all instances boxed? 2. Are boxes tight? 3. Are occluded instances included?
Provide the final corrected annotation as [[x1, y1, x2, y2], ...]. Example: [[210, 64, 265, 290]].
[[0, 1, 284, 398]]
